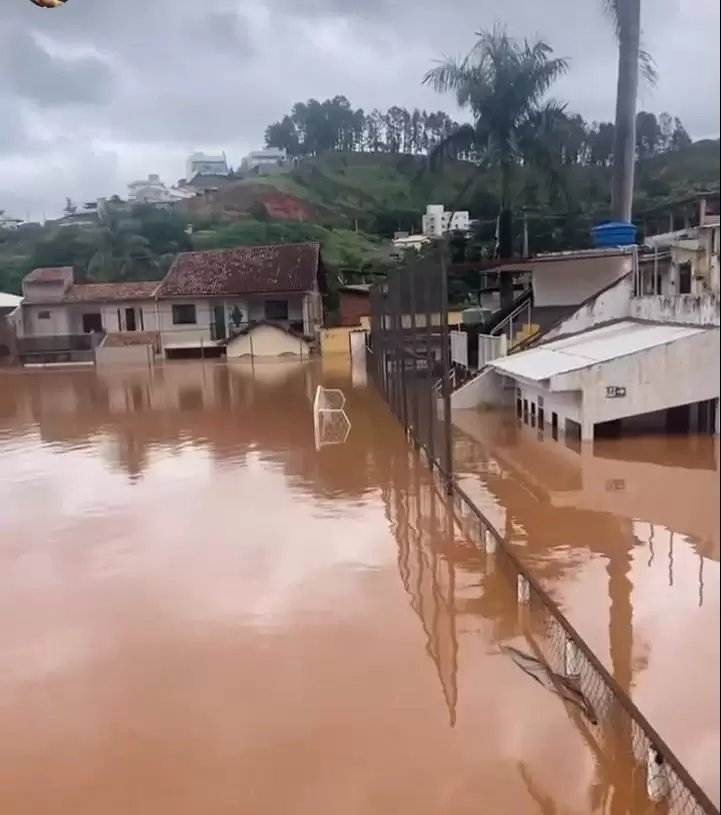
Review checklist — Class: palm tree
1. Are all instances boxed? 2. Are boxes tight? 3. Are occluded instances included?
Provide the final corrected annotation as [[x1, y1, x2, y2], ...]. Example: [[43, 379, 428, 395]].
[[604, 0, 656, 222], [87, 204, 159, 282], [423, 26, 568, 306]]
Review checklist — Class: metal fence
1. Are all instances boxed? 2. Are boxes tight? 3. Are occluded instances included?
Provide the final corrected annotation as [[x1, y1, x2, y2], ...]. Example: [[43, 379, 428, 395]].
[[367, 248, 719, 815]]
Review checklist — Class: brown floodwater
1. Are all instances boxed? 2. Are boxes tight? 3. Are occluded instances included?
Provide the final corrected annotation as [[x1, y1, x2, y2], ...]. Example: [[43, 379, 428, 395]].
[[0, 362, 649, 815], [453, 409, 721, 808]]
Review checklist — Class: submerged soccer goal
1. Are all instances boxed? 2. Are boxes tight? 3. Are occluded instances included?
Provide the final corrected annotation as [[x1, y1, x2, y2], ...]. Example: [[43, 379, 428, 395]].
[[312, 386, 351, 451]]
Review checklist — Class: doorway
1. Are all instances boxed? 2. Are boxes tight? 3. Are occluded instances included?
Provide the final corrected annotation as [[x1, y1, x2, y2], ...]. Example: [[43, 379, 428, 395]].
[[213, 305, 227, 341], [678, 261, 692, 294], [82, 312, 103, 333], [125, 307, 137, 332]]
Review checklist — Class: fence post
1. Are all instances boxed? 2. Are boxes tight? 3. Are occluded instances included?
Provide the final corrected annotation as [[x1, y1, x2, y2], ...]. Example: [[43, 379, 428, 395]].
[[564, 638, 581, 677], [517, 574, 530, 604], [484, 526, 497, 555], [646, 747, 669, 803], [440, 245, 453, 491]]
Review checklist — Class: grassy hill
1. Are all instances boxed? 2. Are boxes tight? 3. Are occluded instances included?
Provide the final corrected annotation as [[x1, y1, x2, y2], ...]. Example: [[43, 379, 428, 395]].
[[229, 140, 720, 229], [1, 140, 718, 295]]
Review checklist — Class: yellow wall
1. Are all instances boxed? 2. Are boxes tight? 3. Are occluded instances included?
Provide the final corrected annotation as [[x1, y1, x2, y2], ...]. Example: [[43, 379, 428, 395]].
[[320, 327, 354, 356]]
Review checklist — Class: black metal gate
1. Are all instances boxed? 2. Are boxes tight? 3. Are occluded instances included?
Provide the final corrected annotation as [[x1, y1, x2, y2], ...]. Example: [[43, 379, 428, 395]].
[[366, 249, 453, 485]]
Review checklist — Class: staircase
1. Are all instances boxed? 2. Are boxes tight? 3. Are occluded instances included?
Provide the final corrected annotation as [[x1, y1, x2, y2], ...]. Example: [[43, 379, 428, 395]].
[[510, 322, 540, 350]]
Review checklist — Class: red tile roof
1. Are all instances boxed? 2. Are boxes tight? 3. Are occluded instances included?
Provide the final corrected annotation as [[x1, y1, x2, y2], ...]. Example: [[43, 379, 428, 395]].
[[24, 266, 74, 283], [62, 282, 159, 302], [156, 243, 320, 298]]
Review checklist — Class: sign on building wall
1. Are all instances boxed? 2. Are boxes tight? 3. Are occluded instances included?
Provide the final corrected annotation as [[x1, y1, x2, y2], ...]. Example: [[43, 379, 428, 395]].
[[605, 385, 627, 399]]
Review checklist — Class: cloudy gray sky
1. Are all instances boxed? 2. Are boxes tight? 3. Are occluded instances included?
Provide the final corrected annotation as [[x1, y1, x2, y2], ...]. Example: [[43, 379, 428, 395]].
[[1, 0, 719, 220]]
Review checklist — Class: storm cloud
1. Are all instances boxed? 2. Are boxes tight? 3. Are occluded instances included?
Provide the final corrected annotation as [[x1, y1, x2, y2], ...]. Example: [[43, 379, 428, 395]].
[[0, 0, 718, 219]]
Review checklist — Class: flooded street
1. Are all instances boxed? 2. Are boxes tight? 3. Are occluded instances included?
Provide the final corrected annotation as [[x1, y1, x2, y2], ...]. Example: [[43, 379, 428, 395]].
[[453, 410, 720, 807], [0, 363, 650, 815]]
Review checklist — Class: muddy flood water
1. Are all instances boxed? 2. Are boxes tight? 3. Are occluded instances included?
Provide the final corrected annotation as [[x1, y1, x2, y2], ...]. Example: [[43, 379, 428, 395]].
[[454, 410, 720, 808], [0, 362, 717, 814]]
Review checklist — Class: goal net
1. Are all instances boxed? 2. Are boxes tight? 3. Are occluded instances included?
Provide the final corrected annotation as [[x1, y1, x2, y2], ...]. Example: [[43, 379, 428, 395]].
[[313, 386, 351, 450]]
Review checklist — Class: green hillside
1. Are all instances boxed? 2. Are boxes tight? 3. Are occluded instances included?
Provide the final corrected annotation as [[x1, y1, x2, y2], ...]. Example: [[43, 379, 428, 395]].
[[1, 140, 719, 296]]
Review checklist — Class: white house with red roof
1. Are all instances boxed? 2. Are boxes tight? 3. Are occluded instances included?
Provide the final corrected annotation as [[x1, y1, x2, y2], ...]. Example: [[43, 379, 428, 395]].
[[15, 242, 325, 364]]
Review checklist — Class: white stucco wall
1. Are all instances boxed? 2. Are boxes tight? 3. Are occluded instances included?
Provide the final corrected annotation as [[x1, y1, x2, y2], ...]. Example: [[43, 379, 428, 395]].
[[67, 301, 160, 334], [553, 329, 720, 436], [158, 299, 214, 347], [96, 343, 155, 367], [22, 303, 71, 336], [543, 273, 633, 343], [226, 324, 309, 358], [451, 369, 510, 410], [514, 380, 583, 436], [630, 294, 720, 327], [532, 254, 632, 308]]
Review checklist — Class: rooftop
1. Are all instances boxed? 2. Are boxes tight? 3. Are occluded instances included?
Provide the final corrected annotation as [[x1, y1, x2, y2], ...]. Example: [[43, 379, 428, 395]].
[[156, 243, 321, 298], [23, 266, 74, 284], [62, 282, 160, 303], [489, 320, 708, 381]]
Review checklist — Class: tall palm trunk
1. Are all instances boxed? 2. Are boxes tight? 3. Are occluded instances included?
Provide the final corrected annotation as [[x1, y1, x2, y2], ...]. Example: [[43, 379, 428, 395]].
[[499, 162, 515, 308], [610, 0, 641, 222]]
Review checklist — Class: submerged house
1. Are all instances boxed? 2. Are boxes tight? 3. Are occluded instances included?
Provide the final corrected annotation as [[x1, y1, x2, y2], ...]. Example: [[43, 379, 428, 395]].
[[14, 242, 326, 364], [449, 232, 720, 440]]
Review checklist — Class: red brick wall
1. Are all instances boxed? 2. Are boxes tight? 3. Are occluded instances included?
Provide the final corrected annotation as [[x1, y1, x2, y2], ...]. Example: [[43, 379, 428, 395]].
[[338, 292, 370, 327]]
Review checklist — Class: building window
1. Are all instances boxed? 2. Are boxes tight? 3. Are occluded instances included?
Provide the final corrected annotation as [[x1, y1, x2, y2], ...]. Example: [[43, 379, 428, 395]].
[[38, 311, 51, 320], [538, 405, 545, 430], [530, 402, 536, 428], [551, 412, 559, 441], [172, 304, 197, 325], [264, 299, 289, 321], [678, 261, 692, 294], [522, 399, 529, 425], [565, 418, 582, 453]]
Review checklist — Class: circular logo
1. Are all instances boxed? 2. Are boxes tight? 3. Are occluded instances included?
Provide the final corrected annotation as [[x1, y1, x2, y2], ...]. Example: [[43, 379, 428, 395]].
[[29, 0, 67, 8]]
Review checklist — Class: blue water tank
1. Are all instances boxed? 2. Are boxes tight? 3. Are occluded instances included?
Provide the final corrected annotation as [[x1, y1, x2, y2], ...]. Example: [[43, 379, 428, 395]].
[[592, 221, 637, 248]]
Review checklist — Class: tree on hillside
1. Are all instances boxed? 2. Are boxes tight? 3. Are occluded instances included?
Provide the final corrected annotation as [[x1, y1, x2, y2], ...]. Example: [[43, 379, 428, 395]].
[[86, 205, 159, 282], [423, 26, 569, 305]]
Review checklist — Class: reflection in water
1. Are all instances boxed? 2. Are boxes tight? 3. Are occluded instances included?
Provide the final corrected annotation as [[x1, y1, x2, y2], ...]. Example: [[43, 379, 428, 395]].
[[452, 409, 720, 806], [0, 365, 707, 813], [380, 439, 649, 813]]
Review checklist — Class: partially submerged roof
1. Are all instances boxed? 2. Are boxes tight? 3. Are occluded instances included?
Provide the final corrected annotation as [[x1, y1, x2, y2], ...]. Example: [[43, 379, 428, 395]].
[[62, 282, 159, 302], [489, 320, 708, 382], [156, 242, 320, 298]]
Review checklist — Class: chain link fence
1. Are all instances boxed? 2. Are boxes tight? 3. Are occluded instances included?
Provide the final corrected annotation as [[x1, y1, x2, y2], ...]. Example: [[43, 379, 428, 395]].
[[367, 249, 719, 815]]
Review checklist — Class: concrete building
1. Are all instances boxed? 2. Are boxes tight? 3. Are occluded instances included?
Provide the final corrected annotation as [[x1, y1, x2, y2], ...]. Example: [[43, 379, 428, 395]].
[[451, 245, 720, 440], [186, 152, 230, 180], [422, 204, 470, 238], [127, 174, 198, 205], [0, 213, 23, 231], [241, 148, 287, 172], [15, 243, 326, 364]]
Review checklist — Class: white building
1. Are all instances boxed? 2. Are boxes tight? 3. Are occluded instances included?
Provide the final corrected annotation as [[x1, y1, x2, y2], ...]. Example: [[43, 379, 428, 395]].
[[451, 243, 720, 440], [391, 234, 432, 259], [127, 174, 198, 205], [422, 204, 470, 238], [241, 148, 287, 172], [15, 243, 325, 364], [0, 213, 23, 231], [186, 152, 230, 179]]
